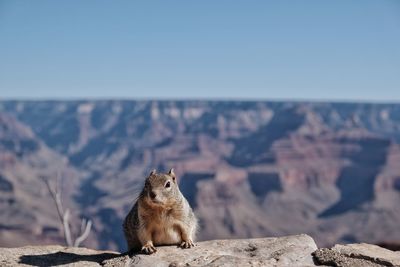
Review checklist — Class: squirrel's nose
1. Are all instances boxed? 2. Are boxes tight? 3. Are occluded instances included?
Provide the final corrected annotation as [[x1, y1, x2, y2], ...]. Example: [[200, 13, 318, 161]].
[[150, 191, 157, 199]]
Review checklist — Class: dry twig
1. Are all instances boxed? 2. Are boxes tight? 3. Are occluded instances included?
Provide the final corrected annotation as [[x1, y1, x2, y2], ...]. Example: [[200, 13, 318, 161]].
[[41, 172, 92, 247]]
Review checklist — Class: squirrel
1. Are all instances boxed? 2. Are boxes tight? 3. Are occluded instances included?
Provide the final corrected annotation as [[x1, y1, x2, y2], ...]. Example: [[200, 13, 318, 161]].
[[123, 168, 198, 254]]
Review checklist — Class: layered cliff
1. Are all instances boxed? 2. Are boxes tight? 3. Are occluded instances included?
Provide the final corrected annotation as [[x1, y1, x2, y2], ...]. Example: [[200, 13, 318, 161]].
[[0, 100, 399, 250]]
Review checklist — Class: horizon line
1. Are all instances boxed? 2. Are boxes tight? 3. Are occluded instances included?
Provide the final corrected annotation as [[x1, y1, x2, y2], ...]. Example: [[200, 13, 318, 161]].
[[1, 96, 400, 105]]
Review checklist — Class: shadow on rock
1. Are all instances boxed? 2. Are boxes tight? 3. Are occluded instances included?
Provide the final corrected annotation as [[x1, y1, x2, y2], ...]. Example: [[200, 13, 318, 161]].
[[19, 251, 121, 267]]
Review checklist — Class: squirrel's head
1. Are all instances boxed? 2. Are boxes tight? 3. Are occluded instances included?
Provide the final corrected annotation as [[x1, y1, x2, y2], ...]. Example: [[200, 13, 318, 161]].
[[142, 168, 179, 207]]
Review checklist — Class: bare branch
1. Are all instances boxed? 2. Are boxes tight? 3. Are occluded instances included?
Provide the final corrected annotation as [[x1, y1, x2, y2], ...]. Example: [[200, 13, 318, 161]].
[[41, 173, 92, 247], [63, 209, 73, 247], [41, 177, 63, 222], [41, 176, 68, 245], [74, 219, 92, 247]]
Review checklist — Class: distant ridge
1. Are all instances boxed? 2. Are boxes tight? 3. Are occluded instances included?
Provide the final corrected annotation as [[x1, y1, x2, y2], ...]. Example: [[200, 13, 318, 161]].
[[0, 100, 399, 250]]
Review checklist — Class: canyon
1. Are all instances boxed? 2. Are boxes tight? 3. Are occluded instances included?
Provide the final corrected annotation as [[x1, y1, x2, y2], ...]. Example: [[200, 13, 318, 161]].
[[0, 100, 399, 251]]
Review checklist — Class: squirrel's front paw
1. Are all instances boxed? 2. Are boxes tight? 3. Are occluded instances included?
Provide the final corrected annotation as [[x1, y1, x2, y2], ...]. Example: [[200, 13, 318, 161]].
[[141, 242, 157, 254], [180, 239, 195, 249]]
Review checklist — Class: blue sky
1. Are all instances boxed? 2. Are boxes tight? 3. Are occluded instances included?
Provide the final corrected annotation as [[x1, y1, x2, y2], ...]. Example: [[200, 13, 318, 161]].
[[0, 0, 399, 101]]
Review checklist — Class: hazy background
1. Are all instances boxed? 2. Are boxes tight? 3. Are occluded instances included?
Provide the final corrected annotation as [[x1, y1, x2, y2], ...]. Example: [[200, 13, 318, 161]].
[[0, 0, 400, 252]]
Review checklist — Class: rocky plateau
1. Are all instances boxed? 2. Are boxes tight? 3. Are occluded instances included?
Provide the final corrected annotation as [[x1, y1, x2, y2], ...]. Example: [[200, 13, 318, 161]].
[[0, 100, 399, 251]]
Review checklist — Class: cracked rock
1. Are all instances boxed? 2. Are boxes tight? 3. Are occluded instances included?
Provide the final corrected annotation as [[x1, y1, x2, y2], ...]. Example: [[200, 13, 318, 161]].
[[313, 243, 400, 267], [0, 234, 318, 267]]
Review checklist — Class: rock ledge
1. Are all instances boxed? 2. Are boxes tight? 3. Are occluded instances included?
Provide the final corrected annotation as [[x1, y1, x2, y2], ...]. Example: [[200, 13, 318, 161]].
[[313, 243, 400, 267], [0, 234, 317, 267], [1, 234, 399, 267]]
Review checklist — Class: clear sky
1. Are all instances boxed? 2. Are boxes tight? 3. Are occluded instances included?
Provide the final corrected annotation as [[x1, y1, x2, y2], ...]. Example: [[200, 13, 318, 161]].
[[0, 0, 399, 101]]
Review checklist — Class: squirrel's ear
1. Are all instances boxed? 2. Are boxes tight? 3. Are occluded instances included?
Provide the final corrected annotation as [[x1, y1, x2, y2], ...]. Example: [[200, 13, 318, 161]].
[[168, 168, 176, 182], [149, 169, 157, 176]]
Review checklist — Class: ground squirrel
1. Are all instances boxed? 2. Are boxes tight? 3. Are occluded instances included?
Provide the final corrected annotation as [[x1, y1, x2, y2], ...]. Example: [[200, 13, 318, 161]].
[[123, 168, 198, 254]]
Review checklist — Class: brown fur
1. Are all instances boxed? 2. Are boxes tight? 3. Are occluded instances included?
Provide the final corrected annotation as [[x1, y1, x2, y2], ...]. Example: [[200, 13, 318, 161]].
[[123, 169, 198, 254]]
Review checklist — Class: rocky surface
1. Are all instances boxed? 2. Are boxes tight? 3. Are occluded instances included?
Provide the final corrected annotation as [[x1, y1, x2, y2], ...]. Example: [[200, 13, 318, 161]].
[[1, 234, 400, 267], [0, 245, 119, 267], [0, 234, 319, 267], [314, 243, 400, 267], [0, 101, 400, 250]]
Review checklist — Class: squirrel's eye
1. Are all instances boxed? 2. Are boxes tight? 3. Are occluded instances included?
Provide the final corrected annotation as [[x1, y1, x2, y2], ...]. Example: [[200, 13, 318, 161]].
[[165, 181, 171, 188]]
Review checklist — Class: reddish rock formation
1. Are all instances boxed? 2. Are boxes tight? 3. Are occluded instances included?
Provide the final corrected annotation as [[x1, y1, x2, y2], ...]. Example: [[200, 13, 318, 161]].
[[0, 100, 400, 251]]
